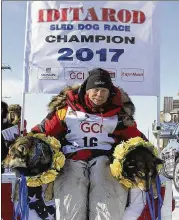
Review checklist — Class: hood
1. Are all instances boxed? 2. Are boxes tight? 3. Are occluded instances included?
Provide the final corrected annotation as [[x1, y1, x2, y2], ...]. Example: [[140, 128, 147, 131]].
[[7, 104, 22, 125], [48, 82, 135, 126]]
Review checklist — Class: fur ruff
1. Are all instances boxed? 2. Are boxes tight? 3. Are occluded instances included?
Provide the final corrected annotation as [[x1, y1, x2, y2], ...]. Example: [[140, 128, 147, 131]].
[[7, 104, 21, 125], [48, 85, 135, 126], [48, 85, 80, 112]]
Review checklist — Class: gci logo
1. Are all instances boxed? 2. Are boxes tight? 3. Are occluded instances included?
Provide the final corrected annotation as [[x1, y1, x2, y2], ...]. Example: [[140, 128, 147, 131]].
[[69, 71, 84, 79], [81, 122, 103, 133], [64, 67, 88, 80]]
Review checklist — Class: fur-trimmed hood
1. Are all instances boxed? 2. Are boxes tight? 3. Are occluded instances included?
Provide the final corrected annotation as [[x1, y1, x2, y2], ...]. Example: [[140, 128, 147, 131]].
[[48, 81, 135, 126], [7, 104, 21, 125]]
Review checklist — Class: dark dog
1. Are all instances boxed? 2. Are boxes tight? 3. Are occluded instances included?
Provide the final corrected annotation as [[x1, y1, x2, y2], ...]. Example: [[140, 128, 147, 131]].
[[2, 136, 54, 201], [123, 146, 163, 192]]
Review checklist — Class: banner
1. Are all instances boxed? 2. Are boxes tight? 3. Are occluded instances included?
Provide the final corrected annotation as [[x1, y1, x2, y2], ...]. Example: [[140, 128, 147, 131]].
[[1, 125, 19, 142], [24, 1, 160, 95]]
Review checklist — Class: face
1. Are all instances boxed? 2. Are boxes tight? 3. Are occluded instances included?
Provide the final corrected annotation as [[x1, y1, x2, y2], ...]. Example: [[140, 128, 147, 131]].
[[9, 112, 15, 120], [2, 137, 32, 169], [2, 144, 28, 168], [86, 87, 110, 106]]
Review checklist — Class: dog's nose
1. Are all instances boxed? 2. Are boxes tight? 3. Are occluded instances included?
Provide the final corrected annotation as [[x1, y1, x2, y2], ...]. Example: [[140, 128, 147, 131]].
[[1, 160, 6, 167], [1, 163, 9, 169]]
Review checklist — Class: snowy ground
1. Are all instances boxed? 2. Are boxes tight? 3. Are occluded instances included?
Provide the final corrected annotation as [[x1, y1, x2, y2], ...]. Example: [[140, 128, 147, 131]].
[[172, 184, 179, 220]]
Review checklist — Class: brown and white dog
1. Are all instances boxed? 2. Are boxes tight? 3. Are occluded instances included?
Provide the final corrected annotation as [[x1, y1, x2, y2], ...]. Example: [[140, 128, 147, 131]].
[[2, 136, 54, 201]]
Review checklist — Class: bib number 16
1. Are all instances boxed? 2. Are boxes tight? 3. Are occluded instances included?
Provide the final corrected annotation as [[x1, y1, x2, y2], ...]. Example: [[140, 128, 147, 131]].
[[57, 48, 124, 62], [82, 137, 98, 147]]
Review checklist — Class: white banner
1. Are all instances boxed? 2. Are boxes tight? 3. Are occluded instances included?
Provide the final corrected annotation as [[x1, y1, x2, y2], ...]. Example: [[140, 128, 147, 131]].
[[24, 1, 160, 95]]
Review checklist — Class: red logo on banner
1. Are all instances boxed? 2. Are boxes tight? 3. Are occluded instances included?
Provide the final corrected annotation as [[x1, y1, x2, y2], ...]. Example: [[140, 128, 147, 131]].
[[81, 122, 103, 133], [64, 67, 88, 80], [69, 71, 84, 79]]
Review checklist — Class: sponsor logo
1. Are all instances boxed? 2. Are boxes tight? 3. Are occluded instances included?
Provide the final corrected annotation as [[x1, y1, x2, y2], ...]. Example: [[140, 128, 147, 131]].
[[45, 68, 51, 73], [81, 122, 103, 133], [38, 67, 59, 80], [94, 81, 105, 85], [64, 67, 88, 80], [121, 68, 144, 82]]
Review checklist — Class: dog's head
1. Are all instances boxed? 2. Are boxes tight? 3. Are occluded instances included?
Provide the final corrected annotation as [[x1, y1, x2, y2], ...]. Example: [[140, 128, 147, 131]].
[[2, 136, 33, 169], [123, 146, 163, 191], [2, 135, 53, 176]]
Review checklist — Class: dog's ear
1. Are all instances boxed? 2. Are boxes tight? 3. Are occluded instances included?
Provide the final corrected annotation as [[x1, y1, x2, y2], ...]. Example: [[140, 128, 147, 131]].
[[17, 145, 27, 156], [5, 140, 15, 148], [154, 157, 163, 165]]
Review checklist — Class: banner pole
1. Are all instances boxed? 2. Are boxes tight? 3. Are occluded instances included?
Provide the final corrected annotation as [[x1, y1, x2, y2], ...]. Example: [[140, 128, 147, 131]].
[[20, 93, 26, 135], [157, 95, 161, 153], [20, 1, 30, 135]]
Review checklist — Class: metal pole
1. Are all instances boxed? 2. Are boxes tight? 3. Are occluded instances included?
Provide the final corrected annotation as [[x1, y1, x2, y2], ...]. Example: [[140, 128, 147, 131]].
[[20, 93, 26, 135], [157, 95, 161, 153], [20, 2, 29, 135]]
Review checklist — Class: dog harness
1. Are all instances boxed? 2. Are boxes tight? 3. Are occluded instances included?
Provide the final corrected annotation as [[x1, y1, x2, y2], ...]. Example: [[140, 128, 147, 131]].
[[28, 138, 51, 166]]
